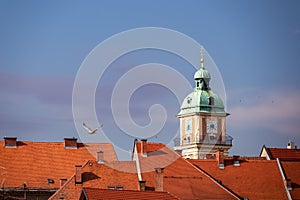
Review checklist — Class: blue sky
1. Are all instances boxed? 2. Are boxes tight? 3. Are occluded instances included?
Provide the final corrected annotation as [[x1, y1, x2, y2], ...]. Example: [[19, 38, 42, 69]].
[[0, 1, 300, 158]]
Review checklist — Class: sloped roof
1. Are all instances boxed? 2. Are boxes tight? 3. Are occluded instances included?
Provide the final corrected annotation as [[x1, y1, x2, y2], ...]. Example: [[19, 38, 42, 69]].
[[80, 187, 179, 200], [280, 160, 300, 199], [267, 148, 300, 160], [135, 142, 239, 200], [49, 160, 139, 200], [135, 142, 166, 154], [0, 140, 117, 189], [52, 141, 239, 200], [189, 159, 288, 200], [136, 142, 180, 173]]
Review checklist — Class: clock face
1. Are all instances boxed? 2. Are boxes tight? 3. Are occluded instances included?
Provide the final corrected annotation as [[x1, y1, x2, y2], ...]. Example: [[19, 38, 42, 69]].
[[206, 119, 217, 133]]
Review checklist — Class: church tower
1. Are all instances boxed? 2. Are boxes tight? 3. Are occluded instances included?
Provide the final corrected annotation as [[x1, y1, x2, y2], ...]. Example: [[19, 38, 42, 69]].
[[174, 48, 232, 159]]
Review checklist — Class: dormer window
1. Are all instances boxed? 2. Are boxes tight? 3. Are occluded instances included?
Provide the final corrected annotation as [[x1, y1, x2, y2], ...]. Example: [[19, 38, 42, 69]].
[[116, 186, 124, 190], [48, 179, 54, 184], [108, 186, 124, 190], [234, 160, 240, 167]]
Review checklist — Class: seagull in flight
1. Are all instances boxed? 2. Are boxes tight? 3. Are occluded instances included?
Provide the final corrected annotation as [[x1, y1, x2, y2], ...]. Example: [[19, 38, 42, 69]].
[[82, 122, 103, 134]]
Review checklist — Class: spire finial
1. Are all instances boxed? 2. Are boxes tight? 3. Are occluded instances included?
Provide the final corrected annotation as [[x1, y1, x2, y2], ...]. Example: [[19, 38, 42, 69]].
[[200, 46, 205, 69]]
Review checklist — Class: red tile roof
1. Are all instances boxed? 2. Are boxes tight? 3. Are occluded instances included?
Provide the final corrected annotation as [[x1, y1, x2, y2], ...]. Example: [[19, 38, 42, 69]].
[[135, 141, 166, 154], [80, 188, 179, 200], [52, 142, 240, 200], [137, 144, 181, 173], [136, 142, 239, 199], [0, 140, 117, 189], [280, 160, 300, 199], [267, 148, 300, 160], [50, 160, 139, 200], [190, 159, 289, 200]]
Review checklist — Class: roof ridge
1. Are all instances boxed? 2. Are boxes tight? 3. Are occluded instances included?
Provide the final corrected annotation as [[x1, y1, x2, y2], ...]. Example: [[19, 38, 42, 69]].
[[159, 145, 241, 199], [136, 141, 165, 145], [0, 140, 114, 144], [183, 157, 241, 199], [48, 173, 75, 200], [83, 187, 172, 193], [48, 160, 90, 200]]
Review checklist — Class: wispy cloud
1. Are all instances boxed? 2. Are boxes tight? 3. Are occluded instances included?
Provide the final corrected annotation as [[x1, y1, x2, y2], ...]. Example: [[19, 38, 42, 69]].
[[295, 30, 300, 34], [0, 73, 73, 105], [0, 73, 76, 140], [228, 90, 300, 136]]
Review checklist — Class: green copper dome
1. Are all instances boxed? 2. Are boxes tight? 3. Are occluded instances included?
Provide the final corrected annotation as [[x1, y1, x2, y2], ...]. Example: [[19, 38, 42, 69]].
[[178, 89, 225, 115]]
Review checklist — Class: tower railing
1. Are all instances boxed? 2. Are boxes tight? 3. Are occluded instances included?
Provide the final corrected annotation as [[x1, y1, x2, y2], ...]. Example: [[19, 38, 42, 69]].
[[174, 135, 233, 146]]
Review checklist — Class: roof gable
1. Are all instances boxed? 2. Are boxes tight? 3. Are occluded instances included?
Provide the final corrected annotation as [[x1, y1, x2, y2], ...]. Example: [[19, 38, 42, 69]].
[[49, 160, 139, 200]]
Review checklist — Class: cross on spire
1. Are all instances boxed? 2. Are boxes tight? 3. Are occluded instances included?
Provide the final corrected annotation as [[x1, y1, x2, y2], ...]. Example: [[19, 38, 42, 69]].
[[200, 46, 205, 69]]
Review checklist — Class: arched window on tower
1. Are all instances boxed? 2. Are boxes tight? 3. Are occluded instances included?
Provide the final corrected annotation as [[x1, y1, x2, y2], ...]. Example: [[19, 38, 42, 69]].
[[209, 97, 214, 105], [187, 124, 191, 131]]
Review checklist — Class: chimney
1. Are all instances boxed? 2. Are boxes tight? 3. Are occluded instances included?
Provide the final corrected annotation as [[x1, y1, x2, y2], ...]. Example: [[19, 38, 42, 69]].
[[139, 180, 146, 191], [155, 168, 164, 191], [75, 165, 82, 184], [60, 178, 67, 187], [216, 149, 225, 169], [287, 141, 295, 149], [97, 151, 104, 163], [3, 137, 17, 148], [64, 138, 77, 149], [141, 139, 147, 157], [285, 178, 292, 190]]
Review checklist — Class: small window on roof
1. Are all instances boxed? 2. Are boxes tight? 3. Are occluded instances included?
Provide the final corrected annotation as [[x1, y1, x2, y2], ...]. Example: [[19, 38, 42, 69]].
[[108, 186, 115, 190], [48, 179, 54, 184], [116, 186, 124, 190], [234, 160, 240, 166]]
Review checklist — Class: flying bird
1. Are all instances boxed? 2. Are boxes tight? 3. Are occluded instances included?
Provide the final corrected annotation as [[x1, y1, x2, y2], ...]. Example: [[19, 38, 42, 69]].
[[82, 122, 103, 134]]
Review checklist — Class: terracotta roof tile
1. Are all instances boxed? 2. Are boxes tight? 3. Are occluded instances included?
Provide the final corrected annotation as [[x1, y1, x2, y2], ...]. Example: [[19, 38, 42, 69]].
[[138, 144, 239, 199], [190, 159, 288, 200], [280, 160, 300, 199], [0, 140, 117, 189], [81, 161, 138, 190], [268, 148, 300, 160], [49, 160, 139, 200], [138, 145, 180, 173], [81, 187, 179, 200], [136, 142, 166, 154]]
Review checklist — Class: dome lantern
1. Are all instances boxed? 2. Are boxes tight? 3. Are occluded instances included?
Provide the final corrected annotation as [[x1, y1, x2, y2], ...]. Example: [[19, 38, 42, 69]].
[[194, 47, 211, 90], [178, 47, 226, 115]]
